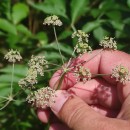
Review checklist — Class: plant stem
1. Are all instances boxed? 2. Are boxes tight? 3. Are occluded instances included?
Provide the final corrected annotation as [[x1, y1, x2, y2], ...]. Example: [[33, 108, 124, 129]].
[[92, 73, 111, 76], [71, 24, 76, 32], [46, 62, 61, 67], [53, 26, 64, 65], [0, 100, 10, 110], [44, 68, 60, 72], [66, 47, 76, 68], [0, 96, 8, 99], [10, 63, 15, 96]]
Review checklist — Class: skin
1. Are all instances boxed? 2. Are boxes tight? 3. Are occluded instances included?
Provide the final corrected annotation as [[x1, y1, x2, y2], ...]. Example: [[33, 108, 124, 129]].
[[37, 50, 130, 130]]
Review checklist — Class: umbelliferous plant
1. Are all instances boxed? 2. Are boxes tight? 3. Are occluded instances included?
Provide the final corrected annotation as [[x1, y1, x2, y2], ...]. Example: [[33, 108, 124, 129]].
[[1, 15, 130, 111]]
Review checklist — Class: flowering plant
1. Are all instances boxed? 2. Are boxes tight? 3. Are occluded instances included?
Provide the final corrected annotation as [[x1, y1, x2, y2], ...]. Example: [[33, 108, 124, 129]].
[[1, 15, 130, 111]]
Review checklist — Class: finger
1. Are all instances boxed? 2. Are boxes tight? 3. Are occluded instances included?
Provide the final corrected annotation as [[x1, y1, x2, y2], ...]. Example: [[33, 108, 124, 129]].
[[99, 50, 130, 85], [50, 90, 129, 130], [49, 123, 71, 130], [49, 69, 77, 90], [90, 104, 118, 117], [37, 109, 50, 123], [68, 78, 121, 109]]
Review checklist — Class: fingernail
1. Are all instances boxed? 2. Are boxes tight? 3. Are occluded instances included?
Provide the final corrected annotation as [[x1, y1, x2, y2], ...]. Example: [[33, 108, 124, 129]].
[[49, 90, 70, 115]]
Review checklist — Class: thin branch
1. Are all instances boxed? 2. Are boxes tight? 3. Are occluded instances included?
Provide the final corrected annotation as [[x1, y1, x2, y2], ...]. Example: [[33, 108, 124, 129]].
[[10, 63, 15, 96], [0, 100, 11, 110], [53, 26, 64, 64]]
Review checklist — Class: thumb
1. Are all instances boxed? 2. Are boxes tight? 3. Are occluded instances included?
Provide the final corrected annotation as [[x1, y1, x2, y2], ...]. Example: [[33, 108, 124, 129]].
[[49, 90, 103, 130]]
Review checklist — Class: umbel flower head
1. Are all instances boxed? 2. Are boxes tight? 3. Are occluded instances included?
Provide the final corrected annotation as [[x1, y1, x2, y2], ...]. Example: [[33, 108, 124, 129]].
[[26, 87, 56, 109], [72, 30, 92, 55], [43, 15, 62, 26], [72, 30, 89, 43], [111, 65, 130, 84], [75, 42, 92, 55], [4, 49, 22, 63], [74, 66, 91, 83], [99, 36, 117, 50], [19, 55, 48, 89]]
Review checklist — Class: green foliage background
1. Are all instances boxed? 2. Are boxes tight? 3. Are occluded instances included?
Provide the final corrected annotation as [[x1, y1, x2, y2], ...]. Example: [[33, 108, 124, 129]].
[[0, 0, 130, 129]]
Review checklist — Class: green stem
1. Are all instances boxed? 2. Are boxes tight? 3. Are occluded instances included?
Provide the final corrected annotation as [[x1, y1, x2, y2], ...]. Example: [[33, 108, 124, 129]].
[[46, 62, 61, 67], [0, 96, 8, 99], [56, 72, 66, 90], [92, 73, 111, 76], [44, 68, 60, 72], [10, 63, 15, 96], [53, 26, 64, 65], [0, 100, 10, 110], [71, 24, 76, 32]]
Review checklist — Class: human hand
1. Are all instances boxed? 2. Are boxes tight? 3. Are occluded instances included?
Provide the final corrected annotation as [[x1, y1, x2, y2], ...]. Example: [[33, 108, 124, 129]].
[[37, 50, 130, 130]]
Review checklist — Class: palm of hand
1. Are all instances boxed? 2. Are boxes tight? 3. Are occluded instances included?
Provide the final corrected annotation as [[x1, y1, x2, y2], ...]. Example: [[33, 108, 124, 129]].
[[38, 50, 130, 130]]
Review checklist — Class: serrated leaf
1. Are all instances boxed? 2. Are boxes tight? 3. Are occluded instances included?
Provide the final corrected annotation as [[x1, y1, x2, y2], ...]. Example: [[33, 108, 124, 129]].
[[71, 0, 89, 24], [28, 0, 67, 18], [0, 18, 17, 35], [12, 3, 29, 24]]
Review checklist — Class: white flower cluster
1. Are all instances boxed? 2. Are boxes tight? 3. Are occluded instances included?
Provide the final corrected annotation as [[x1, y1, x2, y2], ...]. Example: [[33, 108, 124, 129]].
[[72, 30, 89, 43], [26, 87, 56, 109], [43, 15, 62, 26], [111, 65, 130, 84], [19, 55, 48, 89], [72, 30, 92, 55], [100, 36, 117, 50], [74, 66, 91, 83], [4, 49, 22, 63]]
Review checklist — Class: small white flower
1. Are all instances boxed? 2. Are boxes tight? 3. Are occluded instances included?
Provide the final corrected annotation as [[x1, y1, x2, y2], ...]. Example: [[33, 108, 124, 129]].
[[111, 65, 130, 84], [4, 49, 22, 63], [72, 30, 89, 43], [43, 15, 62, 26], [74, 66, 91, 83], [75, 42, 92, 55], [100, 36, 117, 50], [18, 55, 48, 89], [26, 87, 56, 109]]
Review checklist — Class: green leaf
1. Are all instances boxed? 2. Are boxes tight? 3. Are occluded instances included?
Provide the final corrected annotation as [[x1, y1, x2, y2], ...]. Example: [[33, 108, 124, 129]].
[[0, 65, 27, 77], [6, 33, 19, 48], [82, 20, 104, 33], [0, 74, 20, 83], [106, 11, 122, 21], [35, 32, 48, 46], [71, 0, 89, 24], [127, 0, 130, 8], [110, 21, 124, 31], [0, 0, 11, 20], [16, 24, 32, 36], [93, 27, 109, 41], [0, 18, 17, 35], [28, 0, 67, 18], [58, 30, 72, 40], [12, 3, 29, 24], [44, 43, 73, 56]]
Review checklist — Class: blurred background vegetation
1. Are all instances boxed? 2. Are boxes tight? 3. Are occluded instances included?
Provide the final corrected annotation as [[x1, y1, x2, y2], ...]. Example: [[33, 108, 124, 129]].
[[0, 0, 130, 129]]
